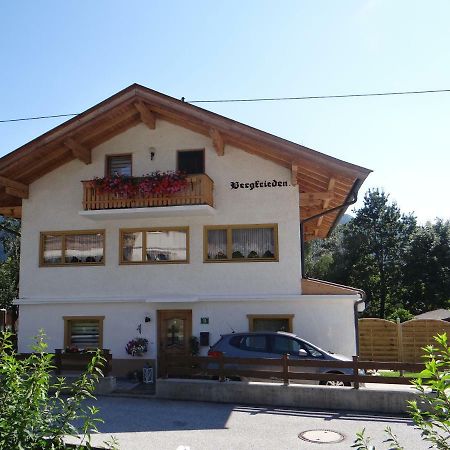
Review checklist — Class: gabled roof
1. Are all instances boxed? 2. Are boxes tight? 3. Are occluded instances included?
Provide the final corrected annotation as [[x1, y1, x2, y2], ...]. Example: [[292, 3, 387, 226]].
[[0, 83, 371, 239], [414, 309, 450, 321]]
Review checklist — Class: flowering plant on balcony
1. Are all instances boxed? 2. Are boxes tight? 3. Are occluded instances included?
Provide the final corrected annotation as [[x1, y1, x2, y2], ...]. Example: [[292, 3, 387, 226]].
[[125, 337, 149, 356], [92, 171, 188, 198], [93, 174, 136, 198], [138, 171, 188, 195]]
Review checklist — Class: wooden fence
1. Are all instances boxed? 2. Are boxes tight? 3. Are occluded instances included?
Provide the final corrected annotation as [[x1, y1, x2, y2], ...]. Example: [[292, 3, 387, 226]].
[[160, 353, 432, 389], [359, 318, 450, 362], [16, 350, 112, 376]]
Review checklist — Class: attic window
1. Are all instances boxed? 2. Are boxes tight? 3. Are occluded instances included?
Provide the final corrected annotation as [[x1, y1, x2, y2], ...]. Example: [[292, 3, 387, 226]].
[[107, 154, 132, 176]]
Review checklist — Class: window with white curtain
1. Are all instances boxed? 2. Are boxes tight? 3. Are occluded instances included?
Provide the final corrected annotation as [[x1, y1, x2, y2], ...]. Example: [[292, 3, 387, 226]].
[[40, 231, 105, 266], [120, 228, 189, 263], [205, 225, 278, 262]]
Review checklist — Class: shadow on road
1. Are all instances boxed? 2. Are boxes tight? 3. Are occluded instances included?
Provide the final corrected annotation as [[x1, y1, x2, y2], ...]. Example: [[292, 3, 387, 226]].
[[90, 397, 413, 434]]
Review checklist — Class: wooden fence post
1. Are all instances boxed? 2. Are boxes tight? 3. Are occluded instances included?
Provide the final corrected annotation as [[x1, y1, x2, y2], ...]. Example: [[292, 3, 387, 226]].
[[282, 354, 289, 386], [352, 355, 359, 390], [218, 353, 225, 382], [397, 318, 404, 374]]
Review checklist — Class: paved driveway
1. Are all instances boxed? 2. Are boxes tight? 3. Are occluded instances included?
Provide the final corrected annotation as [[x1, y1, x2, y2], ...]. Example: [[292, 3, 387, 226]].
[[86, 396, 427, 450]]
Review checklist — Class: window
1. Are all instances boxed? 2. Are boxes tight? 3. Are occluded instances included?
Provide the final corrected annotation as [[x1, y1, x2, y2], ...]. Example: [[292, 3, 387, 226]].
[[240, 335, 268, 352], [106, 154, 132, 176], [120, 227, 189, 264], [204, 224, 278, 262], [271, 336, 302, 354], [40, 230, 105, 266], [64, 316, 104, 349], [177, 150, 204, 174], [302, 342, 324, 358], [248, 315, 294, 332]]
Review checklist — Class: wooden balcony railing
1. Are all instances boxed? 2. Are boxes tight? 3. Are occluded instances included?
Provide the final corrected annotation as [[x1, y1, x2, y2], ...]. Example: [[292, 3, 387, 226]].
[[82, 174, 214, 211]]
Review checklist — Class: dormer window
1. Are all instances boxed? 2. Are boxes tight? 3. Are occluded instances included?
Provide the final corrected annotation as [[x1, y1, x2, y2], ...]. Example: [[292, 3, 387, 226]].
[[106, 154, 132, 176], [177, 150, 204, 175]]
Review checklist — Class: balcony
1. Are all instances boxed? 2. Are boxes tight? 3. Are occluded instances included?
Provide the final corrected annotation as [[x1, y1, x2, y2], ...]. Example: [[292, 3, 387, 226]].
[[79, 174, 215, 220]]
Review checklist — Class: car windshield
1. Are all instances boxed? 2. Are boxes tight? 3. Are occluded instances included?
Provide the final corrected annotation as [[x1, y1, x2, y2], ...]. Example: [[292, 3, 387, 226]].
[[302, 341, 323, 358]]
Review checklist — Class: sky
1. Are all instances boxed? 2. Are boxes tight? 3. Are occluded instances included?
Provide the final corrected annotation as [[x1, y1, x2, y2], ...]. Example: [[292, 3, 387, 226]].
[[0, 0, 449, 223]]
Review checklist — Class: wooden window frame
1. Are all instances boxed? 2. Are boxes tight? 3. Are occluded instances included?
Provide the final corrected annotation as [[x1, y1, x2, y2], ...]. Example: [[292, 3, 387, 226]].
[[247, 314, 294, 333], [203, 224, 279, 263], [63, 316, 105, 349], [39, 230, 106, 267], [176, 149, 205, 175], [105, 153, 133, 177], [119, 227, 190, 265]]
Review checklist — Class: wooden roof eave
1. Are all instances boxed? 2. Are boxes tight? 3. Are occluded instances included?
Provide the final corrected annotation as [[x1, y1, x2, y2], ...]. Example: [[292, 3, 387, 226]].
[[0, 84, 372, 227]]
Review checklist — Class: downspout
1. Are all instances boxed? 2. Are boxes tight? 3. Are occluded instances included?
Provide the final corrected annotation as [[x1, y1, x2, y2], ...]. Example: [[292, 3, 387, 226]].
[[300, 178, 366, 354]]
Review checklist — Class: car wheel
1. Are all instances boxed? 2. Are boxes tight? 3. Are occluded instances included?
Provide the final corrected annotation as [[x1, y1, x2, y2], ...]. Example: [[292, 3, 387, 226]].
[[320, 372, 351, 387]]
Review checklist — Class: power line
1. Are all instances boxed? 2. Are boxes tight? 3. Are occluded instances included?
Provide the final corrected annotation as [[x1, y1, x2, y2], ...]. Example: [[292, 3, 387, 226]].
[[188, 88, 450, 103], [1, 88, 450, 123], [0, 113, 78, 123]]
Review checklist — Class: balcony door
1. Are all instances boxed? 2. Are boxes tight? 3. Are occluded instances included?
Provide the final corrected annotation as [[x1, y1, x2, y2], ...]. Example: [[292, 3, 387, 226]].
[[177, 150, 204, 174], [157, 310, 192, 376]]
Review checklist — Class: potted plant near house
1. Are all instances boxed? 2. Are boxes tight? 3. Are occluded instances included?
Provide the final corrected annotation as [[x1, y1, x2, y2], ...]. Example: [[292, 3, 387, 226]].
[[125, 337, 149, 356]]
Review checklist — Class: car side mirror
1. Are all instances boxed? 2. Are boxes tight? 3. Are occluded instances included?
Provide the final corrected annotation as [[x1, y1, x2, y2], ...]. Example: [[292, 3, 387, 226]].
[[298, 349, 308, 357]]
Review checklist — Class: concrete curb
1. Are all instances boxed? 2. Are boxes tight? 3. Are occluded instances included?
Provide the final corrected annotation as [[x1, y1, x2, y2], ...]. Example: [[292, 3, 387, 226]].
[[156, 379, 423, 414]]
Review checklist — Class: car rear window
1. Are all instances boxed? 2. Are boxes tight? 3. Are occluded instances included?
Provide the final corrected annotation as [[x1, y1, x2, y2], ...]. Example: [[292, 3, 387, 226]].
[[229, 335, 243, 348]]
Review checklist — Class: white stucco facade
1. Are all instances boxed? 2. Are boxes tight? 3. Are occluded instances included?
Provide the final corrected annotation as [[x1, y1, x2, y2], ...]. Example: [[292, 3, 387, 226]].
[[19, 122, 301, 299], [16, 119, 361, 367], [18, 296, 358, 360]]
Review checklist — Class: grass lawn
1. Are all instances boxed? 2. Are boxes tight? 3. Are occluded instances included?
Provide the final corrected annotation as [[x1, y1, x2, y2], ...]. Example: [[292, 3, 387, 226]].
[[378, 370, 426, 378]]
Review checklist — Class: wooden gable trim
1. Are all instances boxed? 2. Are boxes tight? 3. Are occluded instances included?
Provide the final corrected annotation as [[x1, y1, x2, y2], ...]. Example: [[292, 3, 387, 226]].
[[209, 128, 224, 156], [134, 101, 156, 130], [291, 164, 299, 186], [0, 206, 22, 218], [0, 176, 29, 199], [0, 84, 372, 233], [63, 138, 91, 164]]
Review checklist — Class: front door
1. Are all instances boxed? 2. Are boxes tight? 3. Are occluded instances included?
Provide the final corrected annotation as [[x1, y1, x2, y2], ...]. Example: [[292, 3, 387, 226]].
[[157, 310, 192, 376]]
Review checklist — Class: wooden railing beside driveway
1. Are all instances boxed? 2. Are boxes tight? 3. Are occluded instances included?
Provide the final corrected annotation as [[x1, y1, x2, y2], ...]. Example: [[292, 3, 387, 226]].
[[17, 349, 112, 376], [82, 174, 214, 210], [160, 354, 434, 389]]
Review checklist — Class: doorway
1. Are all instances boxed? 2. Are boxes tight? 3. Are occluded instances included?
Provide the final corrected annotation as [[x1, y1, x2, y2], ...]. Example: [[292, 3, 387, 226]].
[[157, 309, 192, 376]]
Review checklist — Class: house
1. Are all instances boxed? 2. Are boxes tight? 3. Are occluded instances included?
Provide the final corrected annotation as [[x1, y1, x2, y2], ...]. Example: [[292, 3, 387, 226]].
[[0, 84, 371, 376], [414, 309, 450, 322]]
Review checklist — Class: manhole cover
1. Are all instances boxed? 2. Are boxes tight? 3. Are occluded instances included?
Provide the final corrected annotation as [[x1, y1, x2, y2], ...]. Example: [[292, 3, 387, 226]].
[[299, 429, 345, 444]]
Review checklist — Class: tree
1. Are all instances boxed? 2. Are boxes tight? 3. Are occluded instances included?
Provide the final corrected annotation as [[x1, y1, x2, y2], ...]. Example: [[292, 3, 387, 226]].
[[304, 224, 344, 280], [0, 218, 20, 310], [402, 219, 450, 314], [341, 189, 416, 318]]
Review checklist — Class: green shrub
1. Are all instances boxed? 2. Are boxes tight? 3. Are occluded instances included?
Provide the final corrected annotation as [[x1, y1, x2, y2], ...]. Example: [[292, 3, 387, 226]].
[[353, 333, 450, 450], [0, 330, 118, 449]]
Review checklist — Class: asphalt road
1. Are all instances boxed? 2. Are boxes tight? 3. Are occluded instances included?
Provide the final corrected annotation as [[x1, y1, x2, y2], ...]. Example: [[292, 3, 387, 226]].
[[85, 396, 427, 450]]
